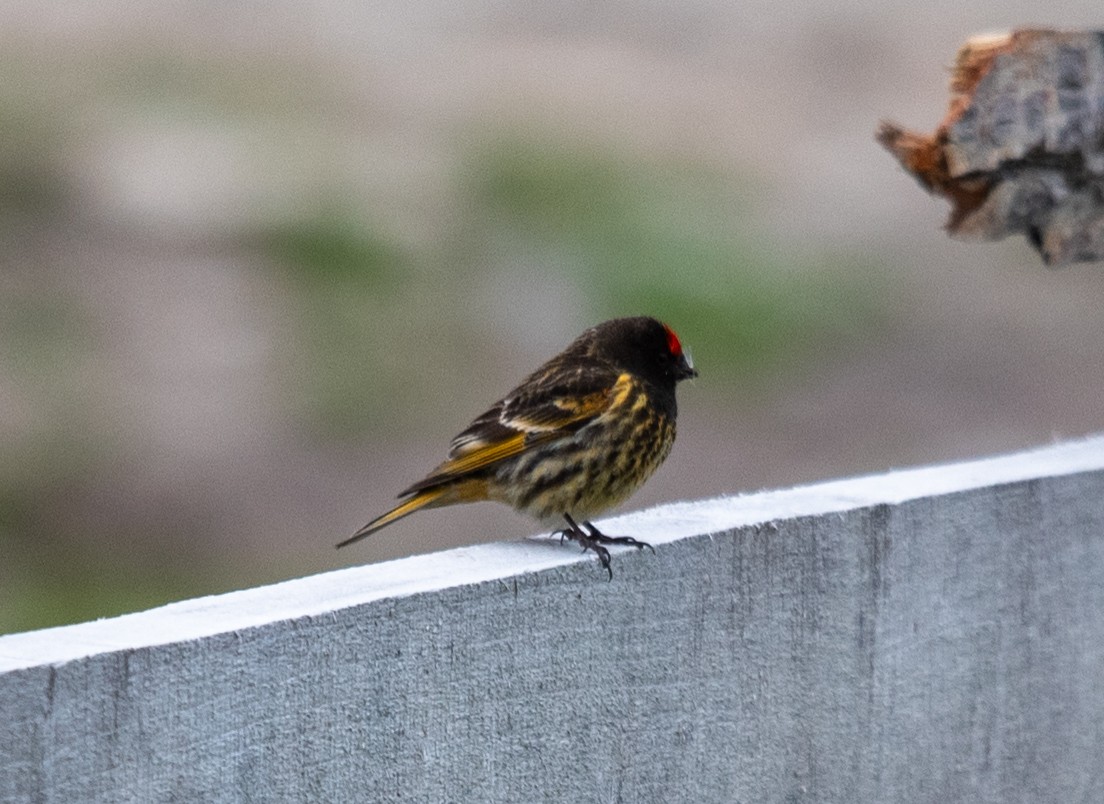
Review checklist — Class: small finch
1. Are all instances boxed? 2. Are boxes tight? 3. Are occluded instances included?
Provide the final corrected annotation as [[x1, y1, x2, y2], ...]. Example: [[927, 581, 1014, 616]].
[[337, 316, 697, 578]]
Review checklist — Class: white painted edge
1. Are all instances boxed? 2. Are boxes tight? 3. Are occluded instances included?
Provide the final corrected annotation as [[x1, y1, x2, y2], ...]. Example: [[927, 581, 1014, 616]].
[[2, 434, 1102, 672]]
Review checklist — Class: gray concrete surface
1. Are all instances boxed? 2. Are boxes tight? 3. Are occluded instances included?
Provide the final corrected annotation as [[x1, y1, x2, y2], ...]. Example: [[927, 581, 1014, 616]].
[[2, 436, 1104, 803]]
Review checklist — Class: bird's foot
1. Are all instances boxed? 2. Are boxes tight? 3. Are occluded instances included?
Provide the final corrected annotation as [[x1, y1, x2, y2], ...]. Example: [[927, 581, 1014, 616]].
[[556, 514, 654, 580], [581, 520, 656, 555]]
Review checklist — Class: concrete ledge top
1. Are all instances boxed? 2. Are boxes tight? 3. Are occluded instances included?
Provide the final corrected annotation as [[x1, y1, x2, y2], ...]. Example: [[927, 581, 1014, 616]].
[[3, 434, 1102, 673]]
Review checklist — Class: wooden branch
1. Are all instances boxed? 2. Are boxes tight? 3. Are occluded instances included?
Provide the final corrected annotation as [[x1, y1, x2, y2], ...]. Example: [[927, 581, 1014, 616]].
[[3, 437, 1104, 800], [879, 30, 1104, 266]]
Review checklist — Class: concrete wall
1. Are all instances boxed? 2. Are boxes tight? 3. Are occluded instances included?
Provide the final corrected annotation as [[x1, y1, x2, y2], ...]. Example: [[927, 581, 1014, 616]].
[[3, 436, 1104, 803]]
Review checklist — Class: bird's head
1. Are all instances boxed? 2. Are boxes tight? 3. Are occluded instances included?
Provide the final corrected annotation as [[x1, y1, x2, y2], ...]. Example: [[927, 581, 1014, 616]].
[[584, 316, 698, 387]]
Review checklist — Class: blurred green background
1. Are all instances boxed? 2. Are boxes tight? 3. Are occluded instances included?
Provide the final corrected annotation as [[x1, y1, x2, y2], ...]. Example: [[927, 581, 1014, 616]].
[[2, 4, 1103, 634]]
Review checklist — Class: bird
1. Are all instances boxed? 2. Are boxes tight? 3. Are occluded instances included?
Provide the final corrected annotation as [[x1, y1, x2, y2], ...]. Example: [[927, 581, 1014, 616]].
[[337, 316, 697, 579]]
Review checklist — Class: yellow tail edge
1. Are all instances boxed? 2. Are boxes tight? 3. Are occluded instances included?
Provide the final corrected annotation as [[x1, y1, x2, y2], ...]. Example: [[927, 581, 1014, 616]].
[[337, 477, 489, 549], [336, 487, 450, 549]]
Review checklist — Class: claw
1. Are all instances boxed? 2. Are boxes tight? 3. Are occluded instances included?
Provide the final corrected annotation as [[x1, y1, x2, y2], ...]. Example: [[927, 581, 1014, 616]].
[[554, 514, 653, 580]]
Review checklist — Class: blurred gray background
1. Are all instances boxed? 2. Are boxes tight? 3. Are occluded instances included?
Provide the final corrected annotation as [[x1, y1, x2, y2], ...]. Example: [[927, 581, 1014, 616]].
[[2, 2, 1102, 634]]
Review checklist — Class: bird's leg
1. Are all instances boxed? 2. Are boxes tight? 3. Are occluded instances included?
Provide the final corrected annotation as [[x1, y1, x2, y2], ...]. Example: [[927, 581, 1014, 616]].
[[557, 513, 613, 580], [581, 519, 656, 555], [556, 514, 655, 580]]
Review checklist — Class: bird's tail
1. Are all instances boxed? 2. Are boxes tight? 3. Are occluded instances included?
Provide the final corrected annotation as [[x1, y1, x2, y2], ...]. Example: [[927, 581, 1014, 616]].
[[336, 479, 485, 549]]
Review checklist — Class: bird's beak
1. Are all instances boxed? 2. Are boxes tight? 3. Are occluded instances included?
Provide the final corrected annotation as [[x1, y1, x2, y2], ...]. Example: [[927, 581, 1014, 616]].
[[676, 348, 698, 381]]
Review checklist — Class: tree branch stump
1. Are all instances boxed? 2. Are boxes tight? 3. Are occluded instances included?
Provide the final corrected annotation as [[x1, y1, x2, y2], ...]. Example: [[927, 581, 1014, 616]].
[[879, 30, 1104, 266]]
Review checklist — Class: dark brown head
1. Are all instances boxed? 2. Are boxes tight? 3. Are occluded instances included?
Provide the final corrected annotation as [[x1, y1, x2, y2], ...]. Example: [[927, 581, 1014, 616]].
[[576, 316, 698, 390]]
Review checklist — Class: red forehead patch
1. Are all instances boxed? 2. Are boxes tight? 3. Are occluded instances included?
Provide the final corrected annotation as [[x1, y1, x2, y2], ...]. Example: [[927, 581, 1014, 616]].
[[663, 324, 683, 357]]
